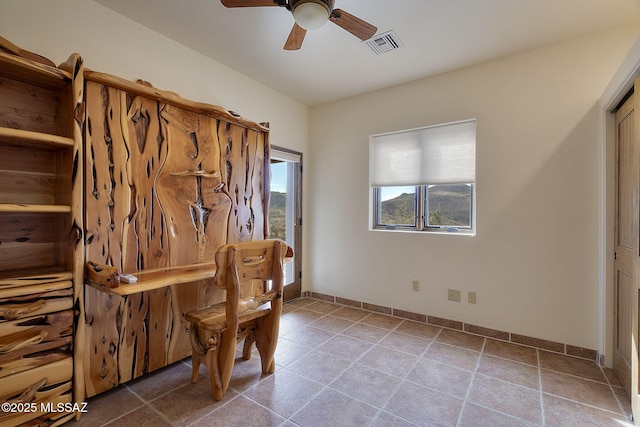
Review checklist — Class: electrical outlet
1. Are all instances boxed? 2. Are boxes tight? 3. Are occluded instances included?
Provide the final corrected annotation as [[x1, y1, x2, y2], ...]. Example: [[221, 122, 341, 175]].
[[468, 291, 477, 304], [412, 280, 420, 291], [447, 289, 461, 302]]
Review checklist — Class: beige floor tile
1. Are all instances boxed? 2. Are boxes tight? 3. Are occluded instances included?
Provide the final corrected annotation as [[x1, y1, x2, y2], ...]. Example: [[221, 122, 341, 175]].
[[436, 328, 485, 351], [543, 394, 633, 427], [360, 312, 405, 330], [330, 364, 402, 407], [303, 300, 342, 314], [538, 350, 607, 383], [317, 334, 374, 359], [102, 405, 172, 427], [330, 306, 370, 322], [193, 395, 285, 427], [291, 388, 379, 427], [467, 374, 542, 424], [281, 307, 326, 325], [408, 358, 473, 399], [244, 369, 324, 418], [309, 314, 355, 333], [358, 345, 419, 377], [370, 410, 418, 426], [226, 356, 270, 394], [385, 380, 464, 426], [379, 331, 432, 356], [281, 325, 336, 348], [75, 386, 145, 427], [540, 369, 622, 414], [286, 349, 352, 384], [149, 378, 235, 425], [126, 360, 193, 401], [424, 342, 480, 371], [483, 338, 538, 366], [476, 354, 540, 390], [274, 337, 313, 367], [278, 316, 303, 335], [342, 322, 390, 343], [458, 403, 539, 427], [395, 320, 442, 339]]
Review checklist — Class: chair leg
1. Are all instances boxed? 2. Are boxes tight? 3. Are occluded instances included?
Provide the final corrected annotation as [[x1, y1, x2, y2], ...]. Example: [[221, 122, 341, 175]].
[[242, 332, 256, 360], [206, 332, 224, 401], [215, 329, 237, 401], [189, 324, 207, 384], [191, 352, 201, 384], [255, 312, 280, 374]]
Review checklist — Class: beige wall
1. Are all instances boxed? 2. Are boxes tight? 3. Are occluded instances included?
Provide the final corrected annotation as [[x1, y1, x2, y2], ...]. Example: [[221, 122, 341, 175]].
[[307, 24, 640, 357]]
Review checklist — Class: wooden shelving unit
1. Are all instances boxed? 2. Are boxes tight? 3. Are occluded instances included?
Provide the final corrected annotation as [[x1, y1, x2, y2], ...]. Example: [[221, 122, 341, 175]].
[[0, 48, 84, 425]]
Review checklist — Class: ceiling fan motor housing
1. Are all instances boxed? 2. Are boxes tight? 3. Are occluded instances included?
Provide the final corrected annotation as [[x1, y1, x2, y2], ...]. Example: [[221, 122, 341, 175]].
[[289, 0, 334, 30], [289, 0, 334, 13]]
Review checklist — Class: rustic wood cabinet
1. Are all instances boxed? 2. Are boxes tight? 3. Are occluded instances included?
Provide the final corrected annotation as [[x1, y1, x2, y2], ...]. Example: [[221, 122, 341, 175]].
[[0, 48, 85, 425], [82, 72, 270, 397]]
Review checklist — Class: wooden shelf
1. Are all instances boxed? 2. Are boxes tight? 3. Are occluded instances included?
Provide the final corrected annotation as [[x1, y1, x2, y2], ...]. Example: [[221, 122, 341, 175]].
[[0, 51, 71, 90], [89, 257, 292, 296], [0, 127, 75, 149], [0, 203, 71, 213], [0, 266, 73, 287], [93, 262, 217, 296]]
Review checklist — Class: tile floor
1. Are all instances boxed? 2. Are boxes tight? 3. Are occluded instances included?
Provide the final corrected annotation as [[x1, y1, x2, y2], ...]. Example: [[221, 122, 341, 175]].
[[73, 298, 634, 427]]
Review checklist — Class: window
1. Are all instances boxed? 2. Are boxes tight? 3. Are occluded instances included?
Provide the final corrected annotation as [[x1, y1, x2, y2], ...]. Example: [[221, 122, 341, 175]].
[[370, 119, 476, 234]]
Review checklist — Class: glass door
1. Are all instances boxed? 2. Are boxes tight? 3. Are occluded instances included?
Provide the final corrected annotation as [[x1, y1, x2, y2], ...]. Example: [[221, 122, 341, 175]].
[[270, 147, 302, 300]]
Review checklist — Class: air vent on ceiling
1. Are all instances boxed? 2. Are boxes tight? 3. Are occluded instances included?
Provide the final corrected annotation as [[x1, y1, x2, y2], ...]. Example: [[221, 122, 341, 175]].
[[363, 30, 404, 55]]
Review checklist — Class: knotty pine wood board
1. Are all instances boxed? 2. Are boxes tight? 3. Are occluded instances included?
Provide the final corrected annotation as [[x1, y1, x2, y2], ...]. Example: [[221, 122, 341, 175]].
[[83, 285, 119, 397], [85, 83, 165, 271], [221, 123, 267, 244], [0, 310, 73, 373], [156, 104, 231, 265], [0, 75, 66, 137], [84, 281, 201, 396], [0, 355, 72, 401]]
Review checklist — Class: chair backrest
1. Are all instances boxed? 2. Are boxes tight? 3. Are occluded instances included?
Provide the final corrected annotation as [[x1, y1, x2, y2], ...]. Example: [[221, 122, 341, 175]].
[[214, 239, 286, 291]]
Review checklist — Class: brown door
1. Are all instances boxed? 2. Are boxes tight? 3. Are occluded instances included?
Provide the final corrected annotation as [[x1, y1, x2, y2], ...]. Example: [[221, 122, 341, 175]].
[[614, 78, 640, 415]]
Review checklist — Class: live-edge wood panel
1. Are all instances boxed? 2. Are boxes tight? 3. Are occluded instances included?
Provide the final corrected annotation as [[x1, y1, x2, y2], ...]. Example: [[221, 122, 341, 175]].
[[83, 77, 269, 396]]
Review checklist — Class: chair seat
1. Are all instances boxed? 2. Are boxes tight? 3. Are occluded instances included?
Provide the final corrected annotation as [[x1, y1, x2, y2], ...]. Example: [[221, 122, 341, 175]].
[[186, 299, 272, 331]]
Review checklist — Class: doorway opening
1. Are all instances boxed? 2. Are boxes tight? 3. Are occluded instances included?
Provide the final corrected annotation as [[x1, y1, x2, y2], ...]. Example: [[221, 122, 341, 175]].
[[270, 146, 302, 301]]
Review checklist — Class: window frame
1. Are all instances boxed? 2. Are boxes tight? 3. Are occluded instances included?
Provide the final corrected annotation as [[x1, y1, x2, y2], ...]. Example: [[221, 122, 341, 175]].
[[372, 184, 475, 233], [369, 119, 476, 235]]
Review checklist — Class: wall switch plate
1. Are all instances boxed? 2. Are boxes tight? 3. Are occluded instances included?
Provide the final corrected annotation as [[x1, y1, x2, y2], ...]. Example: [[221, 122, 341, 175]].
[[447, 289, 461, 302], [412, 280, 420, 291], [468, 291, 477, 304]]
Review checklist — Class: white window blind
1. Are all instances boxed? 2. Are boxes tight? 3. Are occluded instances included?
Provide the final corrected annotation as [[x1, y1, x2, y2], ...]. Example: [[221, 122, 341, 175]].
[[370, 119, 476, 186]]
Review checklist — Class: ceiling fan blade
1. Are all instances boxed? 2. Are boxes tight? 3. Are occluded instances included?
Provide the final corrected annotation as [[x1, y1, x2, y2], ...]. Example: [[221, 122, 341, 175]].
[[284, 23, 306, 50], [220, 0, 281, 7], [329, 8, 377, 41]]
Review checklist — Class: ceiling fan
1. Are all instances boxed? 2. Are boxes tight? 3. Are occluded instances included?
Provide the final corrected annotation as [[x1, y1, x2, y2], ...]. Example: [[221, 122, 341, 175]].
[[220, 0, 377, 50]]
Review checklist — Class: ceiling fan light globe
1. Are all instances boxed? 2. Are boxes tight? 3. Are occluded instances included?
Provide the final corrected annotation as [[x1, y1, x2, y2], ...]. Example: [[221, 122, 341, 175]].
[[292, 2, 329, 31]]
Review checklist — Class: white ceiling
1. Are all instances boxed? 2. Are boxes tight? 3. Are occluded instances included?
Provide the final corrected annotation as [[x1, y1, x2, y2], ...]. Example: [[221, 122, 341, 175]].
[[94, 0, 640, 106]]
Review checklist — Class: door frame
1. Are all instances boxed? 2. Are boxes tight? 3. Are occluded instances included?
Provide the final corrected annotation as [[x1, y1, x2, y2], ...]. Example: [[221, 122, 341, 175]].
[[270, 146, 303, 301], [601, 36, 640, 422]]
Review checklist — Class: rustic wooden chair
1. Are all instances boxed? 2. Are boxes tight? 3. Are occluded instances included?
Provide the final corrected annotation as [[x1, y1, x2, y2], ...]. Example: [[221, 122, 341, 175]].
[[185, 239, 287, 401]]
